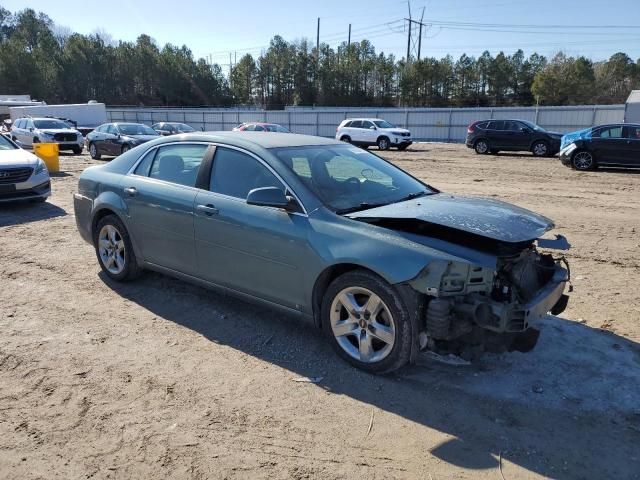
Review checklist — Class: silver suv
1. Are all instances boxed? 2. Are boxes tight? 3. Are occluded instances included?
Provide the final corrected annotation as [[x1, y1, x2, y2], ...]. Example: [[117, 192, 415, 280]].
[[336, 118, 412, 151], [11, 117, 84, 154]]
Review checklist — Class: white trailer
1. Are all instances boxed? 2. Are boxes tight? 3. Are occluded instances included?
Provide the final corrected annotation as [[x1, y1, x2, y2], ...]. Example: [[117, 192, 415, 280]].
[[624, 90, 640, 123], [9, 102, 108, 135]]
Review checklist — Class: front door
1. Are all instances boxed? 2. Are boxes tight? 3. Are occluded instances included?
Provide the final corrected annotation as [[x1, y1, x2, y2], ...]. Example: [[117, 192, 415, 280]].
[[194, 146, 310, 309], [590, 125, 627, 164], [123, 143, 211, 275], [361, 120, 377, 145]]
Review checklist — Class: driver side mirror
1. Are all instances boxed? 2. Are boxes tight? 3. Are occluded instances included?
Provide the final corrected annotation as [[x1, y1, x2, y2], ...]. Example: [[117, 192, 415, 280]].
[[246, 187, 295, 210], [369, 125, 376, 130]]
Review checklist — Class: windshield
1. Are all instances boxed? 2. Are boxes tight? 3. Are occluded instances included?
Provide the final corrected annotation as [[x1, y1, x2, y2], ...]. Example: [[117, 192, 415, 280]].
[[34, 119, 70, 130], [118, 124, 158, 136], [520, 120, 545, 132], [265, 124, 290, 133], [0, 134, 18, 150], [175, 123, 195, 132], [373, 120, 395, 129], [274, 145, 433, 213]]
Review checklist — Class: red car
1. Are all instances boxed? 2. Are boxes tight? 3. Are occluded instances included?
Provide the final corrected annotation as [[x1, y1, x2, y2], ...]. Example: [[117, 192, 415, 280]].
[[232, 122, 290, 133]]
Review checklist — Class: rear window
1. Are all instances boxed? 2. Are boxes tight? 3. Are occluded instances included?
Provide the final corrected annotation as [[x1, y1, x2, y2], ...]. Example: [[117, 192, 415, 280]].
[[475, 121, 489, 129], [488, 120, 505, 130], [342, 121, 352, 128]]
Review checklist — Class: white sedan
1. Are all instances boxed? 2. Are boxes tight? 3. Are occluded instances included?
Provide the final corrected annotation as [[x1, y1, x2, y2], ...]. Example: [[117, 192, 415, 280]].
[[0, 135, 50, 203]]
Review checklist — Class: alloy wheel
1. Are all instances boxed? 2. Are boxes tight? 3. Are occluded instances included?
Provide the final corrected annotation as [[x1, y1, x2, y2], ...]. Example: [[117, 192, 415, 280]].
[[98, 224, 126, 275], [90, 143, 97, 158], [329, 287, 396, 363], [573, 151, 593, 170], [533, 142, 548, 156], [475, 140, 488, 154], [378, 138, 389, 150]]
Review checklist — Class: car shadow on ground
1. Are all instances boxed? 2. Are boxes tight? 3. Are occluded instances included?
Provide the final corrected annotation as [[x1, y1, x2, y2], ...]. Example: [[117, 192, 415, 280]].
[[0, 201, 67, 227], [101, 271, 640, 479]]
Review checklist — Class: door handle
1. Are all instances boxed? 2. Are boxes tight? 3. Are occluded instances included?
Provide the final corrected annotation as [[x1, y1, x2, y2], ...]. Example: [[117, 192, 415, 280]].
[[196, 204, 219, 216], [124, 186, 137, 197]]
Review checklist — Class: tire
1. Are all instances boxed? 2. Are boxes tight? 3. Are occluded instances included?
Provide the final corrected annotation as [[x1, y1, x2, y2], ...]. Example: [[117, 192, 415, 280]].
[[121, 144, 131, 154], [532, 140, 550, 157], [377, 136, 390, 151], [474, 138, 489, 154], [340, 136, 351, 143], [571, 150, 596, 171], [89, 142, 101, 160], [321, 270, 413, 374], [72, 145, 83, 155], [94, 214, 142, 282]]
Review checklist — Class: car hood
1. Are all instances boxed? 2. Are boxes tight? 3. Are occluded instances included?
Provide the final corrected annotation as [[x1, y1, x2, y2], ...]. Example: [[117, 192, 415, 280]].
[[125, 134, 160, 141], [382, 127, 410, 134], [347, 194, 554, 244], [0, 148, 39, 167], [561, 128, 591, 149]]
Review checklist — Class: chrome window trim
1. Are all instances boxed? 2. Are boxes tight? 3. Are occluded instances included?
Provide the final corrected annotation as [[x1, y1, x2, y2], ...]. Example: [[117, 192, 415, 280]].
[[126, 141, 309, 216]]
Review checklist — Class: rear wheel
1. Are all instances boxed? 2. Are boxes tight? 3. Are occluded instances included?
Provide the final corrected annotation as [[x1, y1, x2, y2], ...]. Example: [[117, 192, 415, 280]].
[[474, 139, 489, 154], [321, 270, 412, 374], [532, 140, 550, 157], [572, 150, 595, 171], [94, 214, 142, 282], [89, 142, 101, 160], [377, 136, 390, 151]]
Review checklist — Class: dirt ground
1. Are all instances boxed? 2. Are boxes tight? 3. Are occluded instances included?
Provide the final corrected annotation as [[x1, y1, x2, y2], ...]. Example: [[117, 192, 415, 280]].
[[1, 144, 639, 480]]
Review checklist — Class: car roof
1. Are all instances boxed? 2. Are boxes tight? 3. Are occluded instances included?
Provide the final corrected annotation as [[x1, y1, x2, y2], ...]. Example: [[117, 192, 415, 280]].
[[344, 118, 386, 121], [161, 131, 341, 149]]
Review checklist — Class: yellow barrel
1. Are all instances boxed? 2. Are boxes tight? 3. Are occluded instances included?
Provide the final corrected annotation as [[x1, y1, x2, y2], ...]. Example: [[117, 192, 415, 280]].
[[33, 143, 60, 173]]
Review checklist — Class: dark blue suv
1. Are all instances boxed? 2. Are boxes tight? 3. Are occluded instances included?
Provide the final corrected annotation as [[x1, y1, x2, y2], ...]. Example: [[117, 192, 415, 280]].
[[466, 119, 562, 157]]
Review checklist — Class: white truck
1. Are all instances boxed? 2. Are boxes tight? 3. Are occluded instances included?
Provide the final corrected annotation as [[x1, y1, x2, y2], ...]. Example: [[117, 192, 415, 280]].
[[9, 102, 108, 136]]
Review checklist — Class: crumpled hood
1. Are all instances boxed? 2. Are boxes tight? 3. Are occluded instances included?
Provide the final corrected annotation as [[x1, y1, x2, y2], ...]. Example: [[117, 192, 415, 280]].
[[0, 148, 39, 167], [561, 128, 591, 149], [348, 194, 554, 243]]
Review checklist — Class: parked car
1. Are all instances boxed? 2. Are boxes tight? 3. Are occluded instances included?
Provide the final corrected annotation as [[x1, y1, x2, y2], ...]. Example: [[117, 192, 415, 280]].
[[11, 117, 84, 154], [86, 123, 160, 159], [559, 123, 640, 170], [233, 122, 290, 133], [0, 134, 50, 203], [336, 118, 412, 150], [466, 119, 562, 157], [74, 132, 570, 373], [152, 122, 196, 136]]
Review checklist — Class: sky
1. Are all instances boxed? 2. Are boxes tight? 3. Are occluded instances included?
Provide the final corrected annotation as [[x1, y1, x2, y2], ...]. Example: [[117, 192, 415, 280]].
[[6, 0, 640, 72]]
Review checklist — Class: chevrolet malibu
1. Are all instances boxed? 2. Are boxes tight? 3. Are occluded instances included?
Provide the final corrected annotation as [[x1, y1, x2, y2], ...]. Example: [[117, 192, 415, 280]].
[[0, 134, 50, 203], [74, 132, 570, 373]]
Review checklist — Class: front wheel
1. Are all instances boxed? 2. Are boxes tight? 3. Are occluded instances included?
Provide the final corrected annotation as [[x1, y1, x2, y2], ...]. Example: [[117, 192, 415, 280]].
[[321, 270, 413, 374], [94, 214, 142, 282], [89, 142, 101, 160], [72, 145, 83, 155], [572, 150, 596, 171], [532, 140, 550, 157], [377, 136, 390, 151]]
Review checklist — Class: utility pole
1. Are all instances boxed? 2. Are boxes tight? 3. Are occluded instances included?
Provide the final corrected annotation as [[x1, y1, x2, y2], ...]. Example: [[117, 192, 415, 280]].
[[316, 17, 320, 61], [348, 23, 351, 48], [418, 7, 425, 60]]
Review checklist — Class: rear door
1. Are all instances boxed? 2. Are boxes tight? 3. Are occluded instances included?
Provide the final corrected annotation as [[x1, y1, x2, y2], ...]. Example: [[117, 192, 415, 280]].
[[348, 120, 364, 142], [193, 146, 310, 309], [622, 125, 640, 166], [590, 125, 626, 164], [123, 143, 213, 275], [485, 120, 505, 148]]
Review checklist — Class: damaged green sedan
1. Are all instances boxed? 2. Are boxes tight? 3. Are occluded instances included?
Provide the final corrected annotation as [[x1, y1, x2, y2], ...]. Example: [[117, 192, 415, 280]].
[[74, 132, 570, 373]]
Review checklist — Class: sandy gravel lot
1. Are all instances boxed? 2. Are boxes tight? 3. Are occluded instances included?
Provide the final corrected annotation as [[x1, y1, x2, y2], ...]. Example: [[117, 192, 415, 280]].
[[1, 144, 639, 479]]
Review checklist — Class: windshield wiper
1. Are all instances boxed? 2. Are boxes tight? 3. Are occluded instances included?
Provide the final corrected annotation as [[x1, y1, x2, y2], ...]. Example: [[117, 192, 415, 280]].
[[393, 190, 432, 203]]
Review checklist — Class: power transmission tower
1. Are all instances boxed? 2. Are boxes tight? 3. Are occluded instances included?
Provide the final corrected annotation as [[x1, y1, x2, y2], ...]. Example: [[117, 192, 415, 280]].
[[405, 3, 428, 63]]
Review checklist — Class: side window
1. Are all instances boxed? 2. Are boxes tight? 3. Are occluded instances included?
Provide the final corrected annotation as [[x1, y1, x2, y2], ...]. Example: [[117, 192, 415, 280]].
[[476, 122, 488, 130], [134, 150, 156, 176], [595, 126, 623, 139], [243, 124, 255, 131], [350, 120, 363, 129], [362, 121, 374, 129], [504, 121, 520, 131], [490, 120, 505, 130], [626, 126, 640, 140], [107, 125, 117, 135], [343, 121, 352, 128], [15, 119, 22, 128], [148, 144, 209, 187], [254, 125, 265, 131], [210, 147, 283, 199]]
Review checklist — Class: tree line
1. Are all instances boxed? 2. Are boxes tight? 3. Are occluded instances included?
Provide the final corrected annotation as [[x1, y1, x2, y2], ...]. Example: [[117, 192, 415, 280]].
[[1, 7, 639, 108]]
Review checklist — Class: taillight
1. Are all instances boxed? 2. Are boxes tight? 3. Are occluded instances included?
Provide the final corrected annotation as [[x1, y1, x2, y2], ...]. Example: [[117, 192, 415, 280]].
[[467, 123, 476, 134]]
